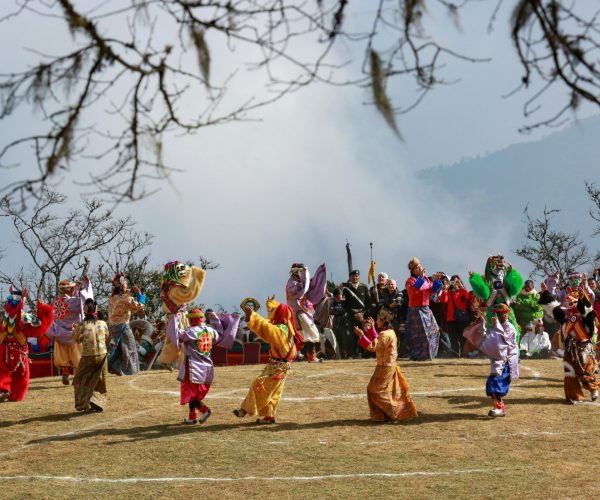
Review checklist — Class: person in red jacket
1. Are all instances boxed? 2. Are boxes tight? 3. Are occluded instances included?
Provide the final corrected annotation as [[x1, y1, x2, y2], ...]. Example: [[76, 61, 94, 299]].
[[405, 257, 442, 361], [438, 275, 470, 357]]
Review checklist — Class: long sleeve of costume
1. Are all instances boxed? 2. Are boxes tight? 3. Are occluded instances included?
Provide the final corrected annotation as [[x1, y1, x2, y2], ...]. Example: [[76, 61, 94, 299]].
[[469, 273, 491, 302], [210, 313, 240, 350], [22, 302, 54, 338], [286, 269, 310, 312], [501, 320, 518, 347], [504, 268, 524, 298], [247, 312, 292, 359], [358, 324, 379, 350], [167, 313, 183, 349], [78, 276, 94, 304], [306, 263, 327, 304]]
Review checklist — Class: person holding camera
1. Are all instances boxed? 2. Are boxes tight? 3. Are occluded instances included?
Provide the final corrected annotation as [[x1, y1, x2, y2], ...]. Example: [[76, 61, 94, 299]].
[[438, 275, 470, 357]]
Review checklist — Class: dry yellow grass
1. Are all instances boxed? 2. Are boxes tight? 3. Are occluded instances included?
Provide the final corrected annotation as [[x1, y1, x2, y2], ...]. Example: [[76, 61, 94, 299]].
[[1, 358, 599, 499]]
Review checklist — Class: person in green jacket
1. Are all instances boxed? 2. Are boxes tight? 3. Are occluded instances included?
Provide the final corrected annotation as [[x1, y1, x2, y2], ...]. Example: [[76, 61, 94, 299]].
[[513, 279, 543, 333]]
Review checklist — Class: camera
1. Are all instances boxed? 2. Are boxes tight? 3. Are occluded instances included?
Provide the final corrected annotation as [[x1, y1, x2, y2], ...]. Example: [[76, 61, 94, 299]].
[[449, 280, 456, 286], [493, 280, 504, 290]]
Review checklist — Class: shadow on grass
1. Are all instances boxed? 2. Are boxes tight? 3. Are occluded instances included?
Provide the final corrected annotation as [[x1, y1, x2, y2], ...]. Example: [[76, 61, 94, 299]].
[[28, 384, 68, 391], [433, 373, 562, 384], [25, 418, 376, 445], [0, 411, 86, 428], [24, 412, 504, 446], [400, 362, 487, 368], [429, 394, 566, 410]]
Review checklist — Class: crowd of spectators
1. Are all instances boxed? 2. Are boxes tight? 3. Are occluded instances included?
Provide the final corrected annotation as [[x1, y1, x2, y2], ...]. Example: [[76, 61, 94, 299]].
[[31, 266, 600, 368]]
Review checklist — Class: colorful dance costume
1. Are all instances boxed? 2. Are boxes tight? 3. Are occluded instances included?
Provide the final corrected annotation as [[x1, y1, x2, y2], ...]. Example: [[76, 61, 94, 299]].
[[234, 299, 302, 424], [405, 257, 441, 361], [357, 314, 417, 422], [539, 289, 599, 403], [469, 255, 523, 342], [478, 303, 519, 417], [167, 308, 239, 424], [48, 276, 93, 384], [0, 288, 53, 402]]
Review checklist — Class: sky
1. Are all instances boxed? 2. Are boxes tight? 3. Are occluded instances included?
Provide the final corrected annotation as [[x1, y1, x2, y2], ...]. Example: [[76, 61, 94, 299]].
[[1, 1, 599, 311]]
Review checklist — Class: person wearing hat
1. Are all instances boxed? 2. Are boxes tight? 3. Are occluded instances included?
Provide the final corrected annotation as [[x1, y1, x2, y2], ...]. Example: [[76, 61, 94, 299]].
[[233, 296, 303, 424], [478, 303, 519, 417], [541, 270, 595, 309], [519, 318, 551, 359], [166, 307, 239, 424], [47, 275, 93, 385], [341, 269, 373, 358], [107, 273, 146, 376], [539, 287, 599, 404], [405, 257, 442, 361], [353, 309, 417, 423]]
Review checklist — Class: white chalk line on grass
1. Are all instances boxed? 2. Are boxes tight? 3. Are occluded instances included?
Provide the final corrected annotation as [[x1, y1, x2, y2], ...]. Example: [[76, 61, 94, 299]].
[[0, 467, 507, 484], [126, 362, 550, 402], [124, 385, 538, 403]]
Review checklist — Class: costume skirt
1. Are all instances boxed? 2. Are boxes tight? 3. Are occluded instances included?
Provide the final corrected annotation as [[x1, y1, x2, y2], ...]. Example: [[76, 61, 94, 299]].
[[486, 361, 511, 398], [406, 307, 440, 361], [240, 360, 291, 418], [563, 339, 600, 401], [73, 354, 108, 411], [108, 323, 139, 376], [180, 360, 210, 405], [367, 365, 418, 422]]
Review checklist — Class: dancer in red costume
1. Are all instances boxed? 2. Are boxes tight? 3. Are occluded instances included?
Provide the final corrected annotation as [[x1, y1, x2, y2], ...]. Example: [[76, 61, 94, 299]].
[[0, 287, 54, 402]]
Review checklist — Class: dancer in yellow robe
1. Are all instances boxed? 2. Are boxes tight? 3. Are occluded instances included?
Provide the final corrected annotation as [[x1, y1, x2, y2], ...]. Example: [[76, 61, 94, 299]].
[[355, 309, 418, 423], [233, 297, 302, 424]]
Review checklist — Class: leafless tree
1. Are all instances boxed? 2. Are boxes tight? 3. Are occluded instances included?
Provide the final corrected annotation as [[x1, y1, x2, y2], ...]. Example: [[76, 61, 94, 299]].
[[585, 180, 600, 263], [515, 205, 590, 280], [0, 189, 153, 302], [1, 1, 599, 205]]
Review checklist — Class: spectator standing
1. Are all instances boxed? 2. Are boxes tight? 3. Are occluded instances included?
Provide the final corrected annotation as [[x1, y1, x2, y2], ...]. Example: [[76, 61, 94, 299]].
[[405, 257, 442, 361], [439, 274, 470, 357], [369, 272, 388, 317], [341, 270, 372, 358], [331, 289, 351, 359]]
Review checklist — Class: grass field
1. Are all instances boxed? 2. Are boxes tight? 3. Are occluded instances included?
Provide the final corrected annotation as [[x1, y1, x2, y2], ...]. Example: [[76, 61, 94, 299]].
[[1, 357, 599, 499]]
